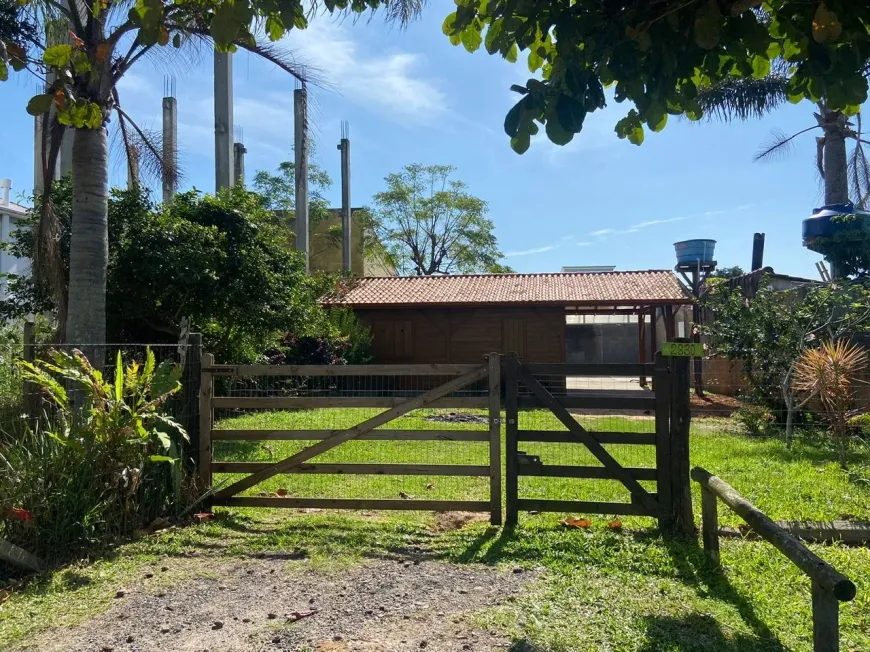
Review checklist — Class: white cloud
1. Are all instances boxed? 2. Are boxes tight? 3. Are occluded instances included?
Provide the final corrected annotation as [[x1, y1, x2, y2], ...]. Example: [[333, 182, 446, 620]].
[[590, 228, 615, 237], [505, 245, 557, 257], [631, 216, 690, 230], [576, 241, 592, 246], [286, 20, 446, 123], [116, 72, 159, 98], [704, 210, 726, 217]]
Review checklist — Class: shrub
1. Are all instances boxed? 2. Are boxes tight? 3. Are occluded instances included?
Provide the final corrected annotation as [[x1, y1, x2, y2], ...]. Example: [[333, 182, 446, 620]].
[[0, 349, 190, 571], [733, 404, 775, 436]]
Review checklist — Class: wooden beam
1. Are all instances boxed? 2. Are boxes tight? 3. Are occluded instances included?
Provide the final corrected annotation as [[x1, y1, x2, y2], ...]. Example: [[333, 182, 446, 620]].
[[515, 363, 659, 514], [203, 363, 482, 377], [214, 366, 488, 499], [0, 538, 42, 572], [517, 465, 658, 481], [214, 497, 491, 512], [211, 462, 490, 476], [212, 429, 489, 442], [639, 312, 647, 387], [515, 498, 656, 517], [505, 354, 519, 526], [198, 353, 214, 490], [487, 352, 502, 526], [691, 467, 855, 602], [517, 395, 656, 411], [649, 306, 658, 360], [654, 351, 673, 532], [517, 430, 656, 445], [211, 396, 488, 410], [523, 363, 656, 376]]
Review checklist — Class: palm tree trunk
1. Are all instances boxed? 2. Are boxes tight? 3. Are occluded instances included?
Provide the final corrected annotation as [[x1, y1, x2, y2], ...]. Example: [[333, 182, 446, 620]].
[[66, 126, 108, 366], [822, 110, 849, 205]]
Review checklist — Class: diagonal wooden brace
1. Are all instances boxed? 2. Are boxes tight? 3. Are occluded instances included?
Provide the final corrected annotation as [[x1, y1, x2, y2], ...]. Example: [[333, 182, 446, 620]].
[[515, 363, 659, 514], [215, 366, 488, 499]]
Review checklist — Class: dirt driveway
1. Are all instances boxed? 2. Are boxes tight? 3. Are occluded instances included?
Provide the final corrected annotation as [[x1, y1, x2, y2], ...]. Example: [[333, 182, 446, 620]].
[[19, 555, 531, 652]]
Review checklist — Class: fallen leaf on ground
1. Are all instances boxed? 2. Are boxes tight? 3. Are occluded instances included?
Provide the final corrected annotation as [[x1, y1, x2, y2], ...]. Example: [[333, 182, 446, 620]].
[[560, 516, 591, 528], [287, 609, 319, 622], [399, 491, 414, 500], [607, 518, 622, 530], [425, 483, 435, 490], [277, 488, 289, 496], [193, 513, 214, 522]]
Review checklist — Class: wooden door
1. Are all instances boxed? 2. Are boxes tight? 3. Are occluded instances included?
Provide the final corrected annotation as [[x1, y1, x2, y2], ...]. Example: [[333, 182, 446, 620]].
[[502, 318, 527, 359]]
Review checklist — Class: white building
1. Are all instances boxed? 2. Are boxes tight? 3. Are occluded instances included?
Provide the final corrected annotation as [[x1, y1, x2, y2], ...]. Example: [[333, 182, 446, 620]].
[[0, 178, 30, 301]]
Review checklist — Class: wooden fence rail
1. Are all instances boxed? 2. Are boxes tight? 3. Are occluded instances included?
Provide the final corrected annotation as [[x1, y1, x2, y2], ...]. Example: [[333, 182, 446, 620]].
[[691, 467, 856, 652]]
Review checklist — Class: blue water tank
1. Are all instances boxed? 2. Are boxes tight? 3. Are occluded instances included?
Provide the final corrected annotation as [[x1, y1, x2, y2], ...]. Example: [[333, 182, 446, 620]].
[[674, 239, 716, 265], [802, 203, 870, 249]]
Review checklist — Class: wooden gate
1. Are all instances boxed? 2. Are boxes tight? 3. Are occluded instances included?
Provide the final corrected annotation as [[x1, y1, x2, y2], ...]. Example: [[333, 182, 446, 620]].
[[503, 353, 691, 530], [199, 355, 503, 524]]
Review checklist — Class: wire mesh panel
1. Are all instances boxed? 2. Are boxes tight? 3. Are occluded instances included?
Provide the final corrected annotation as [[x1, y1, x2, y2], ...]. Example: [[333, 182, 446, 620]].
[[203, 361, 500, 520], [504, 358, 669, 525]]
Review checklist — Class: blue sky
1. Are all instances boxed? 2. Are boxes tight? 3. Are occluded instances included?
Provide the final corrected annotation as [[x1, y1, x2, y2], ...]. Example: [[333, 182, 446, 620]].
[[0, 0, 852, 279]]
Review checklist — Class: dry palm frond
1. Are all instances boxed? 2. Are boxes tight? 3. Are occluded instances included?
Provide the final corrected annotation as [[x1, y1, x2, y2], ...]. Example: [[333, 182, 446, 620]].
[[793, 340, 867, 410]]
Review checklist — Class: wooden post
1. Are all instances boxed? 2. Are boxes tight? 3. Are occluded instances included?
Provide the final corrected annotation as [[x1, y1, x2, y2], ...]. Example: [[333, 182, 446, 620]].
[[487, 353, 502, 526], [649, 306, 658, 362], [812, 580, 840, 652], [198, 352, 214, 491], [185, 333, 203, 470], [665, 305, 676, 341], [638, 312, 647, 387], [654, 351, 673, 532], [701, 487, 720, 565], [504, 354, 519, 527], [670, 350, 693, 535], [22, 321, 38, 426]]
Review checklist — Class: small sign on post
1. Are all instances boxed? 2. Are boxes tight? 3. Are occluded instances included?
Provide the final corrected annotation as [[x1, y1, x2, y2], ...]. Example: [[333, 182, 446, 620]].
[[662, 342, 704, 357]]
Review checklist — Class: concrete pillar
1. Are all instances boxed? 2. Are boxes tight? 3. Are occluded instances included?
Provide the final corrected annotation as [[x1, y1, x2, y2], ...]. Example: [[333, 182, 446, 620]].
[[294, 87, 309, 271], [162, 95, 178, 202], [337, 122, 351, 272], [127, 148, 139, 190], [214, 50, 234, 192], [233, 142, 246, 187]]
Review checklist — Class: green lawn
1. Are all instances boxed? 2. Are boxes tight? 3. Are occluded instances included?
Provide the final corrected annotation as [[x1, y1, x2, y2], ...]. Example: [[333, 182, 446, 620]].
[[2, 407, 869, 651]]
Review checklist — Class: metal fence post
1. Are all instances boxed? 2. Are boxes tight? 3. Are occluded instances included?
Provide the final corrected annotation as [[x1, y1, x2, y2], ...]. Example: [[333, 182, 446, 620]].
[[670, 351, 693, 535], [504, 354, 519, 527], [487, 353, 503, 526]]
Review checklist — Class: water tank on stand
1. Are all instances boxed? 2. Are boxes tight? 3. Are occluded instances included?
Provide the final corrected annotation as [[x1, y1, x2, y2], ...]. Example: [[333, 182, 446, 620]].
[[674, 239, 717, 266]]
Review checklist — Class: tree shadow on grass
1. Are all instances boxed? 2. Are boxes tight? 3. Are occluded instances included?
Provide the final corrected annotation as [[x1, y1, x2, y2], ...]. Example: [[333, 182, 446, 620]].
[[638, 613, 791, 652]]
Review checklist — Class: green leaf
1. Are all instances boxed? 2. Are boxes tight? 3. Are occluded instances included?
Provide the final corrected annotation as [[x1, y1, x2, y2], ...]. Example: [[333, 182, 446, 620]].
[[505, 43, 517, 64], [210, 2, 241, 49], [628, 124, 645, 145], [71, 50, 91, 74], [555, 94, 586, 133], [484, 20, 503, 54], [442, 13, 456, 36], [750, 55, 770, 79], [460, 27, 482, 53], [545, 117, 574, 146], [693, 0, 722, 50], [172, 33, 182, 48], [114, 350, 123, 402], [155, 430, 172, 450], [148, 454, 176, 463], [510, 131, 531, 154], [152, 359, 182, 398], [504, 99, 524, 137], [43, 44, 73, 67], [26, 94, 54, 116], [527, 48, 543, 73], [766, 42, 782, 59], [0, 61, 7, 82]]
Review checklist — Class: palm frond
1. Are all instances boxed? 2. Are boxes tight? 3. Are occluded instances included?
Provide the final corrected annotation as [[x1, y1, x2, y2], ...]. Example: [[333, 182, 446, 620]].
[[113, 96, 181, 190], [696, 74, 790, 123], [753, 126, 820, 163], [381, 0, 428, 29]]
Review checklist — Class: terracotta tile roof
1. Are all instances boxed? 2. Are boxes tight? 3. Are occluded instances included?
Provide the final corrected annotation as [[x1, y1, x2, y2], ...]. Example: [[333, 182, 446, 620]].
[[329, 271, 691, 308]]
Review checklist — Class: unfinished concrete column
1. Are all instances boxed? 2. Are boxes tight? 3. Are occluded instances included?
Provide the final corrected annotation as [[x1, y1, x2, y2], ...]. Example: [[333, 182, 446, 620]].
[[214, 50, 234, 192], [233, 131, 246, 187], [162, 77, 178, 202], [294, 86, 309, 271], [337, 121, 351, 272]]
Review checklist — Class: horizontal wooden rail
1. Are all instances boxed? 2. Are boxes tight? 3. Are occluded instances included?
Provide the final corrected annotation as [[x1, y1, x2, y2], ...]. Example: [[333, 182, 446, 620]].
[[517, 430, 656, 445], [213, 497, 491, 512], [517, 464, 658, 481], [515, 498, 657, 517], [212, 396, 488, 410], [212, 429, 489, 442], [203, 363, 483, 377], [691, 466, 856, 652], [211, 462, 490, 476], [517, 395, 656, 411], [523, 363, 657, 377]]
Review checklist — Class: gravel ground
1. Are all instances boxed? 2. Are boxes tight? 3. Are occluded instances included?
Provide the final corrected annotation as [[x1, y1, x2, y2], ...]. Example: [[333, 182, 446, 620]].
[[20, 555, 532, 651]]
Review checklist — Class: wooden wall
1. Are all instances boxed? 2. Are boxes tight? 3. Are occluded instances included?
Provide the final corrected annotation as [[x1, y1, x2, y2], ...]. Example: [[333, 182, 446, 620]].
[[356, 306, 566, 364]]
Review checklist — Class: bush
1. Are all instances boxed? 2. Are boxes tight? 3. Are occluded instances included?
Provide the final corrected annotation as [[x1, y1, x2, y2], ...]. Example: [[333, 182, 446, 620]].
[[733, 404, 775, 436], [0, 349, 190, 572]]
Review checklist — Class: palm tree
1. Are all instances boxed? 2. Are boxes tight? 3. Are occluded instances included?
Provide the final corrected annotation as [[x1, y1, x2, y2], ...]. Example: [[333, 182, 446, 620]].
[[696, 70, 870, 209], [2, 0, 425, 357]]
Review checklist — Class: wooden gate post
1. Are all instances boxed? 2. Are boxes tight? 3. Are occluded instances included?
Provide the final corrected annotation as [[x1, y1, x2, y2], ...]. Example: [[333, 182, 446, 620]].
[[669, 352, 693, 535], [504, 354, 519, 527], [184, 333, 203, 470], [654, 351, 673, 532], [198, 353, 214, 491], [487, 353, 503, 525], [22, 321, 38, 427]]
